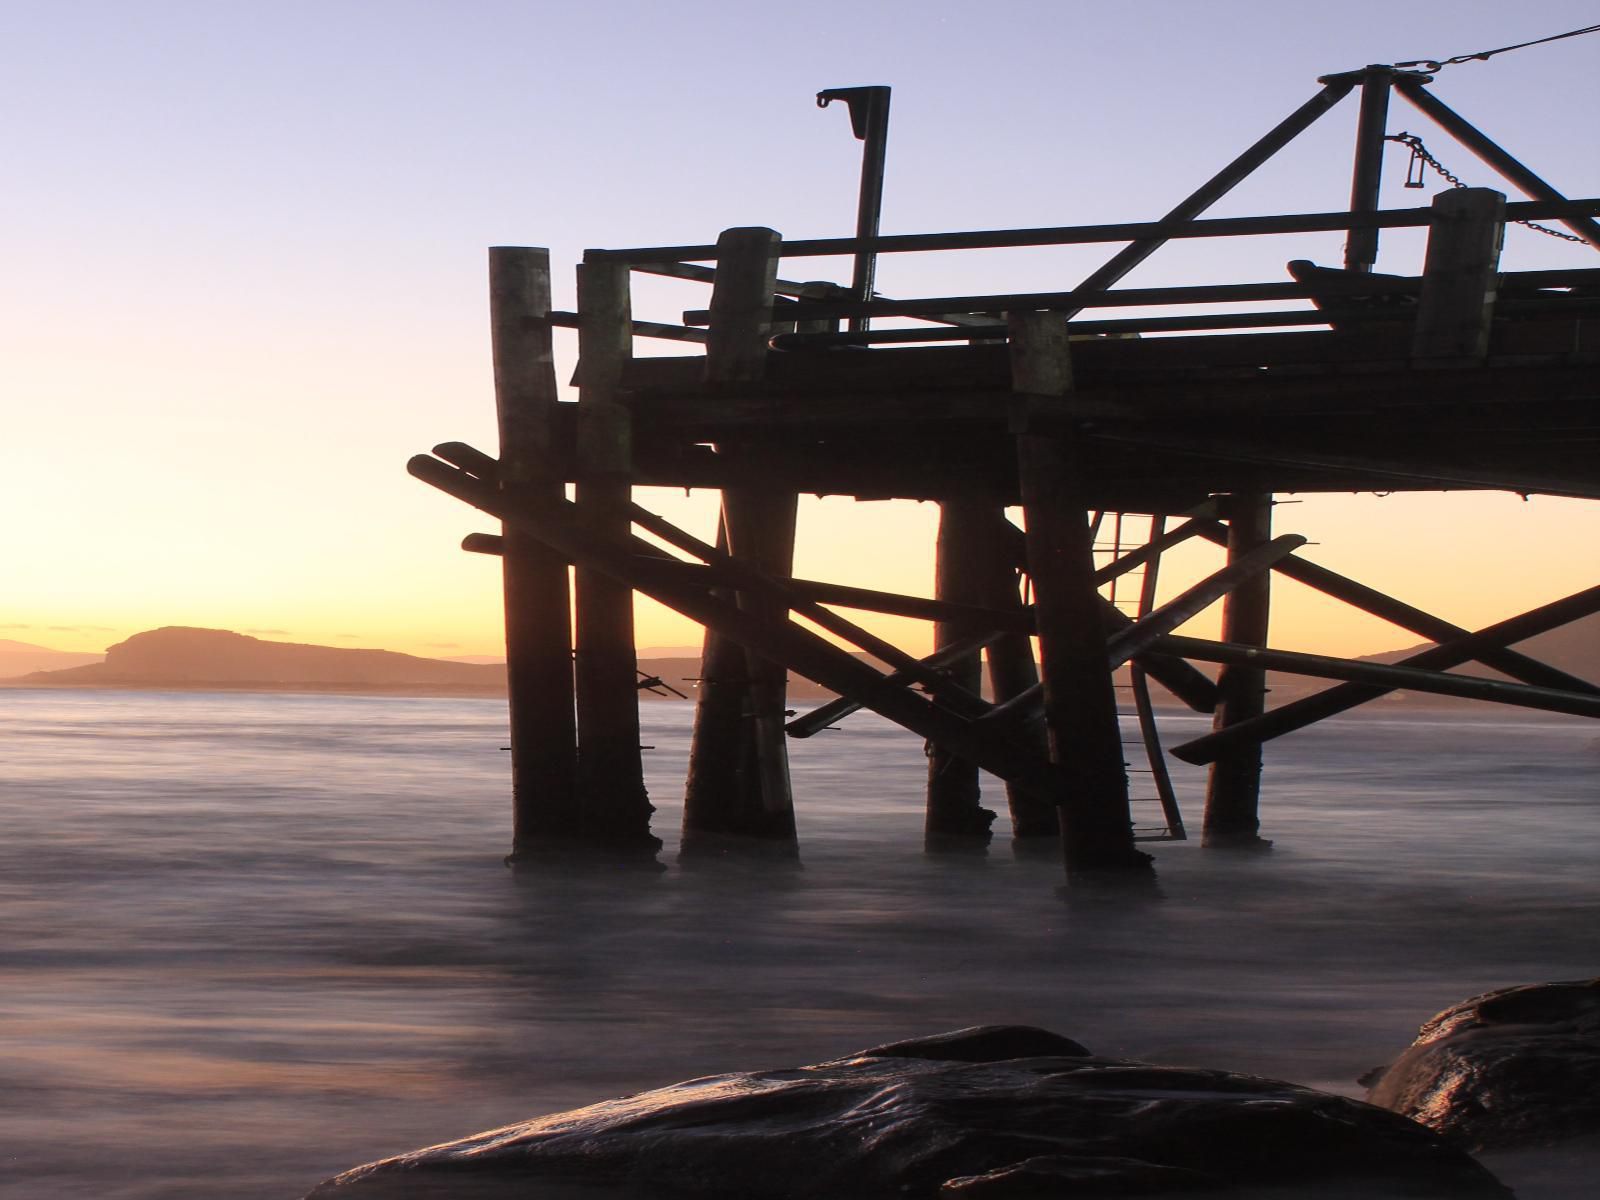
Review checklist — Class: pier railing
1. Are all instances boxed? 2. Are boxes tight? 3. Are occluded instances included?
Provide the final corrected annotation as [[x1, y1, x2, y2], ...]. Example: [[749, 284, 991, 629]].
[[553, 195, 1600, 348]]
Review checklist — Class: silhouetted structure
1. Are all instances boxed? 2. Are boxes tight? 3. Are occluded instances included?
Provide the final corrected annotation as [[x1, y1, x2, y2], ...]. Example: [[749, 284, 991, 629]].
[[412, 67, 1600, 881]]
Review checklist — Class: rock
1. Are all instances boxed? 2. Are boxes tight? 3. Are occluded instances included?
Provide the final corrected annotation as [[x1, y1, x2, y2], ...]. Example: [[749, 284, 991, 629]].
[[858, 1024, 1091, 1063], [308, 1025, 1508, 1199], [1367, 978, 1600, 1150]]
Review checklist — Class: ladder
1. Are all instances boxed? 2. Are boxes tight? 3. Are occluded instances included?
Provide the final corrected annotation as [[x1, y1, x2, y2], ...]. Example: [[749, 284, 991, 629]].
[[1096, 512, 1187, 841]]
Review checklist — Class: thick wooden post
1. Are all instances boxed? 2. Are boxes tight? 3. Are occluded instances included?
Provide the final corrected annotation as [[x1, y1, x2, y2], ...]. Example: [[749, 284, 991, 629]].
[[573, 258, 657, 851], [723, 482, 798, 839], [1412, 187, 1505, 363], [1201, 492, 1274, 849], [924, 502, 997, 844], [1010, 313, 1151, 878], [683, 227, 797, 845], [489, 247, 579, 855], [682, 518, 748, 837]]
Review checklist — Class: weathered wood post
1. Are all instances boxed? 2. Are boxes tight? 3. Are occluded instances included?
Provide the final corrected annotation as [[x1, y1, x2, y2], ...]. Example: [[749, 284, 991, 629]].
[[573, 258, 657, 851], [1201, 492, 1274, 849], [489, 247, 579, 857], [683, 227, 798, 847], [924, 502, 997, 844], [1412, 187, 1505, 363], [1009, 312, 1152, 878]]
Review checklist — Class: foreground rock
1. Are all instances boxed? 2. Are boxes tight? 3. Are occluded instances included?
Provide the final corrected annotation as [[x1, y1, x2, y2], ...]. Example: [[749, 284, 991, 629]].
[[1367, 977, 1600, 1150], [308, 1025, 1506, 1199]]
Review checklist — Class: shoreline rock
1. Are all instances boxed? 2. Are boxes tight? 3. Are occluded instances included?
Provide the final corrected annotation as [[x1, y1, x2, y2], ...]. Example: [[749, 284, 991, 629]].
[[1367, 978, 1600, 1151], [308, 1025, 1508, 1199]]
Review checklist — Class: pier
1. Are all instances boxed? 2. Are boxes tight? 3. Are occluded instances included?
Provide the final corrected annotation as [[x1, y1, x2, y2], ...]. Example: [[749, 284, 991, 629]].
[[411, 67, 1600, 880]]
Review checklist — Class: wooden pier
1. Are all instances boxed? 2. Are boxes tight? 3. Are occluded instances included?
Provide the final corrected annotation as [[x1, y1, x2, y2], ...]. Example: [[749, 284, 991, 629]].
[[413, 68, 1600, 881]]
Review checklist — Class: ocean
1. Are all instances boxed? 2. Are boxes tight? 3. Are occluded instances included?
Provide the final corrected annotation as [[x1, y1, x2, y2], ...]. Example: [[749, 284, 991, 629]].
[[1, 688, 1596, 1199]]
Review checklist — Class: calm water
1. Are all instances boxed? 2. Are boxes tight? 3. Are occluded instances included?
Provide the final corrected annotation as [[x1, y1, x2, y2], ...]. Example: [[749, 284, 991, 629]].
[[1, 688, 1597, 1198]]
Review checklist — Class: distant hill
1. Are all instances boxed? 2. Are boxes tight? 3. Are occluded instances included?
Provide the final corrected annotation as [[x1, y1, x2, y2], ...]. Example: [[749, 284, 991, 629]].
[[9, 611, 1593, 710], [1366, 610, 1600, 684], [0, 639, 104, 679], [1133, 613, 1599, 712], [15, 627, 505, 695]]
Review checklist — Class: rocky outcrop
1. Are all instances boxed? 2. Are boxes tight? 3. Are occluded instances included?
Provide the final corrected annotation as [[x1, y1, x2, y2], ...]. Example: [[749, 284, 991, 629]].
[[1366, 978, 1600, 1150], [20, 627, 504, 690], [307, 1025, 1507, 1199]]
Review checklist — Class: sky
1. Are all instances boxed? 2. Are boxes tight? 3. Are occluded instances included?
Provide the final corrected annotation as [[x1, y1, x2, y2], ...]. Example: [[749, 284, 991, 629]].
[[4, 1, 1598, 660]]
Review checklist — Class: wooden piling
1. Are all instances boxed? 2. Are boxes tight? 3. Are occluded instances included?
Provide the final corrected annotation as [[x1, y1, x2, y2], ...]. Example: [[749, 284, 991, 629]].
[[488, 247, 579, 855], [1412, 187, 1505, 363], [924, 502, 997, 843], [683, 228, 797, 845], [1201, 492, 1274, 849], [1009, 312, 1151, 877], [682, 517, 751, 836], [722, 482, 799, 840], [573, 258, 657, 850]]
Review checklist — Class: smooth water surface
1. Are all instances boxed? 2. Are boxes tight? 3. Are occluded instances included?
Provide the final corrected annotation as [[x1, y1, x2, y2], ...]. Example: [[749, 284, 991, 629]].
[[1, 689, 1597, 1198]]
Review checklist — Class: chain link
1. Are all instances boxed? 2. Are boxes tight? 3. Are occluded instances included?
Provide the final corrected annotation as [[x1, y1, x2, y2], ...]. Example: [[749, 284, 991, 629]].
[[1384, 132, 1586, 243]]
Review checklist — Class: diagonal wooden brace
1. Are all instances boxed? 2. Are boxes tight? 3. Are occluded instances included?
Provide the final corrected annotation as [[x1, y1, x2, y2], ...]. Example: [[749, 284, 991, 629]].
[[1172, 582, 1600, 764], [1190, 520, 1600, 696], [410, 451, 1063, 800]]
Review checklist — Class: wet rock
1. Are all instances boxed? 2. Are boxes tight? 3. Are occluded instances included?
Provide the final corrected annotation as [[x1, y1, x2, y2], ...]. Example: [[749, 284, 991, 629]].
[[1367, 977, 1600, 1150], [308, 1025, 1508, 1199], [859, 1024, 1091, 1063]]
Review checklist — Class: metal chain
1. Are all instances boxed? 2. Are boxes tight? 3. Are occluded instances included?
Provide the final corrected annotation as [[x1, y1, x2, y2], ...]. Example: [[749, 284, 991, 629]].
[[1384, 132, 1586, 243]]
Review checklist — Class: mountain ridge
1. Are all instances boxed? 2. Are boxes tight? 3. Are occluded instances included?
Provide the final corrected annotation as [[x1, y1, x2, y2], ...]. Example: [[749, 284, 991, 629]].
[[8, 616, 1595, 708], [11, 627, 505, 694]]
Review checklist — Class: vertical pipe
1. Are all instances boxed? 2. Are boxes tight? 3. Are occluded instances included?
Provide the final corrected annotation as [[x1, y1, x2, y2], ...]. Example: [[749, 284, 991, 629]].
[[924, 502, 997, 845], [1344, 68, 1394, 272], [488, 247, 579, 856], [573, 258, 658, 851], [818, 86, 891, 333], [1010, 312, 1151, 879], [1201, 493, 1274, 849]]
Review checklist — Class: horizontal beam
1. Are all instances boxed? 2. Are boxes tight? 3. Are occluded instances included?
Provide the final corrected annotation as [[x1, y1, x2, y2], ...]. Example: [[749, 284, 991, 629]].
[[725, 270, 1600, 331], [585, 199, 1600, 265], [1189, 522, 1600, 696], [689, 280, 1387, 325], [770, 310, 1345, 347], [1157, 633, 1600, 721], [548, 310, 708, 344], [1087, 427, 1600, 501], [1172, 582, 1600, 763]]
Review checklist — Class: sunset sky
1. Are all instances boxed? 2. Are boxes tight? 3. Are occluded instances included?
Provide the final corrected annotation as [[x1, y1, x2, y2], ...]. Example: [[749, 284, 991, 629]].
[[5, 1, 1598, 661]]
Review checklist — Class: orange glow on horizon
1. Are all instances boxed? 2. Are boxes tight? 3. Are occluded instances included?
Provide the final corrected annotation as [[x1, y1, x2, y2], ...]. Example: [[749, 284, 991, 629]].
[[16, 490, 1597, 669]]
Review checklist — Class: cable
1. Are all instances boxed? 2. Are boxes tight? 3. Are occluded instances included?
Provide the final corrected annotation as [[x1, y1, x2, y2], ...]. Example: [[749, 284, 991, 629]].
[[1392, 21, 1600, 73]]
